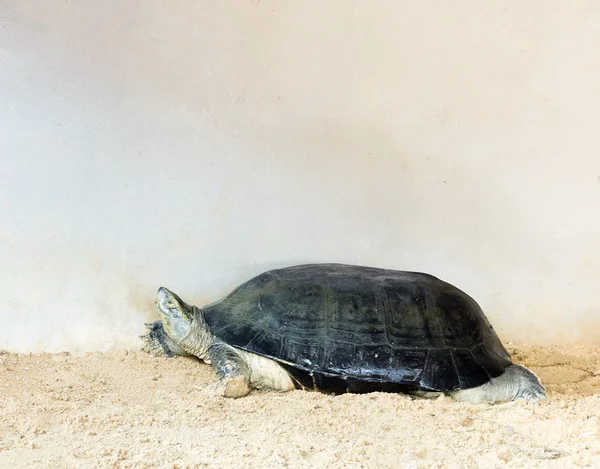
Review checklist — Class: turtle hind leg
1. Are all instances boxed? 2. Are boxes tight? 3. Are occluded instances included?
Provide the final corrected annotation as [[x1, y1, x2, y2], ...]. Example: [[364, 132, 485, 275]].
[[140, 320, 190, 358], [449, 364, 547, 403], [207, 342, 251, 398]]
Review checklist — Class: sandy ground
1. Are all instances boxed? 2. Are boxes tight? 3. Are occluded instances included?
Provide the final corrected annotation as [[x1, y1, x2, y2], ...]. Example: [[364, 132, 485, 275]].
[[1, 345, 599, 469]]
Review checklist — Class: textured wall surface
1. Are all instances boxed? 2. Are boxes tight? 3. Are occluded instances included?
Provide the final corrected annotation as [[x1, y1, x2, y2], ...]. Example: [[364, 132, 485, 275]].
[[2, 1, 600, 351]]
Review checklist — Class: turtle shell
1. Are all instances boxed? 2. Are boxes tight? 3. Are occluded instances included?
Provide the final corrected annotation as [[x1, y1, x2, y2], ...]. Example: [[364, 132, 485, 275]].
[[202, 263, 512, 393]]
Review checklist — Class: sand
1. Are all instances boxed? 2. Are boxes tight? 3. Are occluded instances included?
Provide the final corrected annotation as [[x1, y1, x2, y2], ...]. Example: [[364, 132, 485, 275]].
[[1, 345, 599, 469]]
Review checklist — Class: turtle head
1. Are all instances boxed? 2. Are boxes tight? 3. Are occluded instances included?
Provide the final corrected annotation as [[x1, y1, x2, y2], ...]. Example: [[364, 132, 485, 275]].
[[155, 287, 195, 343]]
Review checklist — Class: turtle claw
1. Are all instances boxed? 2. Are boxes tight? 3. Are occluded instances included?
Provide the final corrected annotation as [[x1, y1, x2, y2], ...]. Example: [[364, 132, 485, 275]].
[[140, 330, 154, 342], [222, 376, 251, 398], [518, 388, 548, 402], [205, 378, 250, 399], [140, 322, 159, 343], [142, 341, 168, 357], [144, 322, 163, 332], [139, 320, 176, 357]]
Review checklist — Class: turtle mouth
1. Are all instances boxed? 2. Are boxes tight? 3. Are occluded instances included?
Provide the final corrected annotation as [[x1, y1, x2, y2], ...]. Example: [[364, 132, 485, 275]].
[[155, 287, 194, 341], [156, 287, 174, 312]]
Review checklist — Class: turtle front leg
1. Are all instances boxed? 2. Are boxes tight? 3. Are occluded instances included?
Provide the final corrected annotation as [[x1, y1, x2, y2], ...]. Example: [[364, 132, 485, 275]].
[[207, 341, 251, 398], [140, 321, 190, 358]]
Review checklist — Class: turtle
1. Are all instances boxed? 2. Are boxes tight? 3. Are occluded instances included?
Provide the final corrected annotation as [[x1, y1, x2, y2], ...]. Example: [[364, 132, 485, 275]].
[[141, 263, 546, 403]]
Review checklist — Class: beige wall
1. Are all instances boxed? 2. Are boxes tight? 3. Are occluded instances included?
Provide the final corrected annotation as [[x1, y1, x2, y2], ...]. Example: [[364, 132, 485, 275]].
[[2, 1, 600, 351]]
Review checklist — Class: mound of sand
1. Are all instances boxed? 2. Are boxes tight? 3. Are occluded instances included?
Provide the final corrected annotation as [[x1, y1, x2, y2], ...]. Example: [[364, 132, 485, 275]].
[[1, 345, 599, 468]]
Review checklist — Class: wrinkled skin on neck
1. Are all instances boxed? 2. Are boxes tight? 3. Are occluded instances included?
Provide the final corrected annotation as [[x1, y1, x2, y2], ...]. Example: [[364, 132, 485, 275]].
[[180, 307, 214, 361]]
